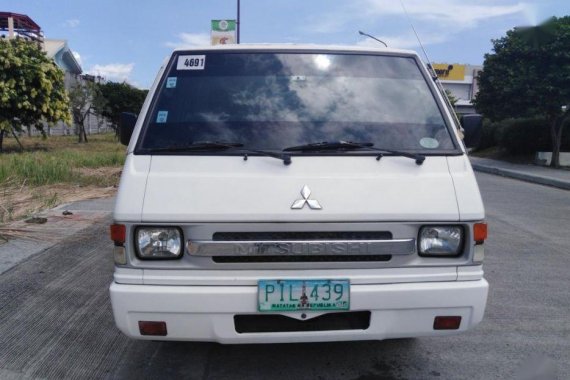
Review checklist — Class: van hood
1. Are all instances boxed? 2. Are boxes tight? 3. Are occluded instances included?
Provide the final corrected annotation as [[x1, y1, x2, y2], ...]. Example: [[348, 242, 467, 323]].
[[115, 155, 468, 223]]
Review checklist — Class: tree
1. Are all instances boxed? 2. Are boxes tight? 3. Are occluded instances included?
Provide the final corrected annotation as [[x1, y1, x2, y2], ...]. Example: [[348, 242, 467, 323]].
[[68, 81, 106, 143], [474, 16, 570, 167], [0, 38, 71, 152], [444, 89, 458, 108], [97, 82, 148, 135]]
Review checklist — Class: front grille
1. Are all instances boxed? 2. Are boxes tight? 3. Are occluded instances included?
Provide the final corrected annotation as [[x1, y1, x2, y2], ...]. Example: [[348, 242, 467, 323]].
[[213, 231, 392, 241], [234, 311, 371, 333], [213, 255, 392, 263]]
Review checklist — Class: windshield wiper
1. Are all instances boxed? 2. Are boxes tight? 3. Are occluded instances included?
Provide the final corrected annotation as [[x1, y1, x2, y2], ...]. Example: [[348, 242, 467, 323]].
[[146, 142, 291, 165], [146, 141, 244, 153], [283, 140, 425, 165]]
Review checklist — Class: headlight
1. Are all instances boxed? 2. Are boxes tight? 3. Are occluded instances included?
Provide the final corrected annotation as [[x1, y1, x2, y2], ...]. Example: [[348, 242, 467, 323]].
[[418, 226, 463, 257], [135, 227, 183, 259]]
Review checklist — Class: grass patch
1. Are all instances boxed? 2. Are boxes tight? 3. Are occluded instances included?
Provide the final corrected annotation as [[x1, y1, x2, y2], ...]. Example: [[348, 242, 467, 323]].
[[0, 134, 125, 223], [0, 134, 125, 186]]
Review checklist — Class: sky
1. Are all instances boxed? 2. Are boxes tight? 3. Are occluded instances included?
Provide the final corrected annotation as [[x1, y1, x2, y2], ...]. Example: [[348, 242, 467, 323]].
[[2, 0, 568, 88]]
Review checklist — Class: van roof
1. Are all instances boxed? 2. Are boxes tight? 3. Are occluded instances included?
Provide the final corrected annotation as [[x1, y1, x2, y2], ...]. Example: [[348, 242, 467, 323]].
[[172, 43, 419, 58]]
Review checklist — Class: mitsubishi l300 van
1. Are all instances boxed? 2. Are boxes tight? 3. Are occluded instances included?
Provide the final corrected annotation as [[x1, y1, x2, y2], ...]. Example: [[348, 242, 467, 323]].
[[109, 45, 488, 343]]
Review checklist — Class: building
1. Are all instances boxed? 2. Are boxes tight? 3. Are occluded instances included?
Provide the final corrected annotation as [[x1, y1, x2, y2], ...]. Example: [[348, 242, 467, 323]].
[[0, 12, 42, 42], [43, 39, 83, 88], [432, 63, 482, 114]]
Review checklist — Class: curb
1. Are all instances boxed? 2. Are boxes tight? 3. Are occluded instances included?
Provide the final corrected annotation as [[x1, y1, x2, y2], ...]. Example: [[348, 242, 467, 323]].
[[472, 164, 570, 191]]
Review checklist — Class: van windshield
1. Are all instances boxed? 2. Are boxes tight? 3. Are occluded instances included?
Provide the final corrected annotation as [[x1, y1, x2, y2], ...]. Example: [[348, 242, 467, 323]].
[[136, 51, 457, 153]]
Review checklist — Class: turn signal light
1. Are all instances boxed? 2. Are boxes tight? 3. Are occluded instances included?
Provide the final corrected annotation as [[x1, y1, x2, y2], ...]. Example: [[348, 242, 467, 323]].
[[138, 321, 167, 336], [433, 316, 462, 330], [474, 223, 487, 244], [110, 224, 126, 245]]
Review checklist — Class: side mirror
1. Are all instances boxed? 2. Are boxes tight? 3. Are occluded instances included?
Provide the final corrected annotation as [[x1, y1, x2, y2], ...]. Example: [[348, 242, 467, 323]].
[[460, 114, 483, 148], [119, 112, 137, 146]]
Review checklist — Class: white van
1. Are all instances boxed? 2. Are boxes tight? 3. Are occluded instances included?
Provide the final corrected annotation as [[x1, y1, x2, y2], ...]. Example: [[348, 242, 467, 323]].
[[109, 45, 488, 343]]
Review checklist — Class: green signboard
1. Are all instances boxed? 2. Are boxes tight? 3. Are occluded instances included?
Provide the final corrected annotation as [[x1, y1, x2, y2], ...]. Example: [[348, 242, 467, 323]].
[[211, 20, 236, 32]]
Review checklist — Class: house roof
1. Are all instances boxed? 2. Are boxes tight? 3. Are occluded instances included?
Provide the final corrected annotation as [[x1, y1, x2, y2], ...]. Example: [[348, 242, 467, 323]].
[[0, 12, 41, 32], [43, 39, 82, 74]]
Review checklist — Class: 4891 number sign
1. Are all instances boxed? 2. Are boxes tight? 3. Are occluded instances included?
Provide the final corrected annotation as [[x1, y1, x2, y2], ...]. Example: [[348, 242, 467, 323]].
[[177, 55, 206, 70]]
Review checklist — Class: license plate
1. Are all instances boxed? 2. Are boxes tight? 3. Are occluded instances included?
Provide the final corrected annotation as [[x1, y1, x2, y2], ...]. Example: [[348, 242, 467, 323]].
[[258, 279, 350, 312]]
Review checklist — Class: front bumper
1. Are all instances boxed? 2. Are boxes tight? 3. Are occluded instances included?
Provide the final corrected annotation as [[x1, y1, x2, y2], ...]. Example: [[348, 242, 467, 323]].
[[110, 279, 488, 344]]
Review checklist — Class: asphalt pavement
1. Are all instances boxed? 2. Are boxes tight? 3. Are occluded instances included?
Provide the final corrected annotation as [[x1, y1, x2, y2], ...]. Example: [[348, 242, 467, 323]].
[[0, 173, 569, 379]]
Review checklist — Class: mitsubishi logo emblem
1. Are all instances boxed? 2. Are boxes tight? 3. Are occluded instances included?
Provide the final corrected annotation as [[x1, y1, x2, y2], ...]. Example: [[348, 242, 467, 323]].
[[291, 185, 322, 210]]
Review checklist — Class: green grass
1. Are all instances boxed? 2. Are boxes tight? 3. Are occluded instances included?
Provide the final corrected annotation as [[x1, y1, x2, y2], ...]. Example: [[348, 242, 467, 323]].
[[0, 134, 125, 187]]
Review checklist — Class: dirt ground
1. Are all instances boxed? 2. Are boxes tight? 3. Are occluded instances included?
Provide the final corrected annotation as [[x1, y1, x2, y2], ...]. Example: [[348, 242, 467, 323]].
[[0, 167, 120, 224]]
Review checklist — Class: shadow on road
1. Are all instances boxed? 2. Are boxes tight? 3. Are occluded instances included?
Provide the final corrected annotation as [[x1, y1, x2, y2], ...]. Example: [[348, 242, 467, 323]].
[[116, 338, 420, 380]]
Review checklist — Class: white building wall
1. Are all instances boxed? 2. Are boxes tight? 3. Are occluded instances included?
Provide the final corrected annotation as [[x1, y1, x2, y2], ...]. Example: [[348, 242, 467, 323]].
[[443, 82, 471, 101]]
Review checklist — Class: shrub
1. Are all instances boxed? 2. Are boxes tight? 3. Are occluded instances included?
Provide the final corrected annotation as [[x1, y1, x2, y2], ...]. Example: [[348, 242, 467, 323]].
[[497, 118, 550, 154], [477, 119, 500, 150], [490, 117, 570, 155]]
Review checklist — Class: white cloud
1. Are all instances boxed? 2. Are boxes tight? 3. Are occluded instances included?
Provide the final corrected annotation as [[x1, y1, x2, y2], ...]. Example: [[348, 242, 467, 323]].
[[362, 0, 527, 27], [303, 0, 528, 51], [307, 0, 528, 36], [72, 51, 82, 65], [165, 33, 210, 49], [64, 19, 80, 28], [87, 63, 134, 82]]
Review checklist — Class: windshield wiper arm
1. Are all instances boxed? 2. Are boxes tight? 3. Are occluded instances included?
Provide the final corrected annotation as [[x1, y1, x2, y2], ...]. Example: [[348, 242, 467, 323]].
[[147, 141, 291, 165], [370, 147, 425, 165], [242, 150, 292, 166], [283, 140, 425, 165]]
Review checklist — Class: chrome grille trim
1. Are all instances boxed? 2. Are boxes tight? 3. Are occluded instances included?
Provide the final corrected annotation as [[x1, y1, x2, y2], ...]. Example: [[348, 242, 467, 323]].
[[187, 239, 416, 256], [212, 255, 392, 263], [213, 231, 392, 241]]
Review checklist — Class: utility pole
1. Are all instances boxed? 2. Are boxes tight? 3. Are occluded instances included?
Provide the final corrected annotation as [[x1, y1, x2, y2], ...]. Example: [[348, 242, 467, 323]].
[[237, 0, 241, 44]]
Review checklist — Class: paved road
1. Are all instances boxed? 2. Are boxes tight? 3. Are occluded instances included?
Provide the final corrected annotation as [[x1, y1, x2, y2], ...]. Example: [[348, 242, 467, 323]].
[[1, 173, 569, 379]]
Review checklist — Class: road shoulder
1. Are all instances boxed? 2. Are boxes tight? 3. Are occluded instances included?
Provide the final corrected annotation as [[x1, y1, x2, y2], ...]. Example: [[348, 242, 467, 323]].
[[0, 197, 114, 274]]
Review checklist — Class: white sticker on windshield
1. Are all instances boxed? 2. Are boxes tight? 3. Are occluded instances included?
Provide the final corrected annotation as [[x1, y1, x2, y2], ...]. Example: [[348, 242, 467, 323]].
[[166, 77, 177, 88], [177, 55, 206, 70], [156, 111, 168, 123], [420, 137, 439, 149]]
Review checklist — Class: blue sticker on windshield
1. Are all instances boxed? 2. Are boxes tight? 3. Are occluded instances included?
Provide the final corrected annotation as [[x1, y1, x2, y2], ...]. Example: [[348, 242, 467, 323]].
[[156, 111, 168, 123], [166, 77, 177, 88]]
